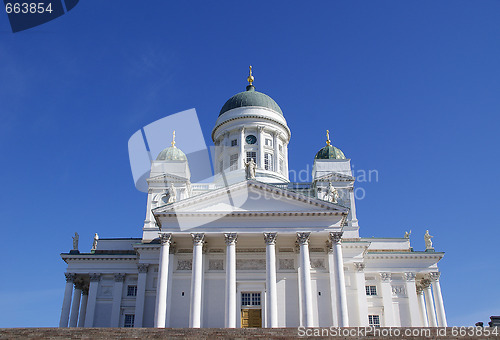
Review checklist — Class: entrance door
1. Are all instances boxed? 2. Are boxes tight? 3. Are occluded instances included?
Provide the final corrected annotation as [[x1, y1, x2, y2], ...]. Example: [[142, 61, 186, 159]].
[[240, 292, 262, 328], [241, 309, 262, 328]]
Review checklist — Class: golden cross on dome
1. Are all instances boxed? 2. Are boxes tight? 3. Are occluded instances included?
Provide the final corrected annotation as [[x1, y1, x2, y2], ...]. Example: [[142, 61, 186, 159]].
[[247, 65, 254, 85], [326, 130, 331, 146], [171, 130, 176, 147]]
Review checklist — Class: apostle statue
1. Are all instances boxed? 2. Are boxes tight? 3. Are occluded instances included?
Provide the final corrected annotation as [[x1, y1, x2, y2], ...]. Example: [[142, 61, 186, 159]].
[[72, 232, 79, 251], [404, 230, 411, 239], [245, 159, 256, 180], [326, 182, 339, 203], [168, 183, 177, 203], [424, 230, 434, 250], [91, 233, 99, 252]]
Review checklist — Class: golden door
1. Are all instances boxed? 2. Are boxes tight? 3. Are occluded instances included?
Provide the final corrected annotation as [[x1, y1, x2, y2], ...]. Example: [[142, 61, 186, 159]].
[[240, 309, 262, 328]]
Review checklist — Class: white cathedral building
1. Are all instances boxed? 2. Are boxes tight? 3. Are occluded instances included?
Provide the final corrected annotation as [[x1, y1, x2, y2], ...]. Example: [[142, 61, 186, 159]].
[[59, 69, 447, 329]]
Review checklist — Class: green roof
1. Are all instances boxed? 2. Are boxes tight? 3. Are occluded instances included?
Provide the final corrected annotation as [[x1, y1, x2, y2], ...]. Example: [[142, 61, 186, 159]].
[[219, 85, 283, 116], [315, 144, 346, 160], [156, 145, 187, 161]]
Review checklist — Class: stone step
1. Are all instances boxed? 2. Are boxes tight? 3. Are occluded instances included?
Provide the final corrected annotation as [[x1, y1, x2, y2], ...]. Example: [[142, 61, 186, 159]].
[[0, 327, 499, 339]]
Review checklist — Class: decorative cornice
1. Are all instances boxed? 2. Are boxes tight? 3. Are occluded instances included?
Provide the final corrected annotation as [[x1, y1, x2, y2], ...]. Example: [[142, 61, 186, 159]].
[[296, 232, 311, 245], [138, 264, 149, 273], [380, 272, 391, 281], [224, 233, 237, 246], [263, 232, 277, 245], [191, 233, 205, 245], [114, 273, 125, 282]]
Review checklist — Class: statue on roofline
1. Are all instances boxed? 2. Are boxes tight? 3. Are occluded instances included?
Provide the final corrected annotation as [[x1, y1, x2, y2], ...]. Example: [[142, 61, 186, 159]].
[[245, 159, 256, 180], [424, 230, 434, 250], [72, 232, 79, 251], [326, 182, 339, 204]]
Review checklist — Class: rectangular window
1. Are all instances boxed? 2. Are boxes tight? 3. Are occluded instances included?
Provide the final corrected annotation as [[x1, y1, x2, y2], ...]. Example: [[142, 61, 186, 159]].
[[231, 139, 237, 146], [241, 292, 261, 306], [279, 159, 284, 173], [368, 315, 380, 327], [230, 154, 238, 171], [279, 144, 283, 152], [264, 153, 273, 171], [124, 314, 135, 328], [127, 285, 137, 297], [246, 152, 257, 163], [365, 285, 377, 296], [265, 138, 272, 147]]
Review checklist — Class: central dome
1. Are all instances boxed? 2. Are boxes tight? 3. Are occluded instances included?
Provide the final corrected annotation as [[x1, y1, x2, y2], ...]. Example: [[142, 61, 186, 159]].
[[219, 85, 283, 116]]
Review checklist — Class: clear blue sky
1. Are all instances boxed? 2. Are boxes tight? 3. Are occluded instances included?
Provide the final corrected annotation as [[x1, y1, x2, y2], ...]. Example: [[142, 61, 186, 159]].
[[0, 0, 499, 327]]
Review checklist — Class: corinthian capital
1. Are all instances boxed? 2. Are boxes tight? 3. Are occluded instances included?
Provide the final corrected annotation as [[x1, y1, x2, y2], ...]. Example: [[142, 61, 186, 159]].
[[429, 272, 441, 282], [89, 273, 100, 282], [224, 233, 238, 246], [159, 233, 172, 245], [191, 233, 205, 245], [64, 273, 75, 283], [114, 273, 125, 282], [354, 262, 366, 272], [296, 232, 311, 245], [420, 278, 431, 289], [138, 264, 149, 273], [329, 231, 343, 244], [404, 272, 416, 282], [380, 272, 392, 281], [263, 232, 277, 245]]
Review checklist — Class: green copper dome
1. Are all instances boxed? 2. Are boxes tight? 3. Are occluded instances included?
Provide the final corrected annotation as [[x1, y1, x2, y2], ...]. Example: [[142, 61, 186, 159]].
[[156, 145, 187, 161], [219, 85, 283, 116], [315, 144, 346, 160]]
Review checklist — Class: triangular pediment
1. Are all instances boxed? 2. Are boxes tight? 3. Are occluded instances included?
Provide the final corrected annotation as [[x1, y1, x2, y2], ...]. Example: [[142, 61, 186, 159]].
[[153, 180, 348, 215], [147, 173, 189, 183], [315, 171, 355, 182]]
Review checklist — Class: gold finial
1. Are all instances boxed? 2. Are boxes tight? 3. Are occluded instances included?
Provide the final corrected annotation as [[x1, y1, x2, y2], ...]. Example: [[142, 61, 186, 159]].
[[326, 130, 331, 146], [247, 65, 254, 85], [171, 130, 176, 147]]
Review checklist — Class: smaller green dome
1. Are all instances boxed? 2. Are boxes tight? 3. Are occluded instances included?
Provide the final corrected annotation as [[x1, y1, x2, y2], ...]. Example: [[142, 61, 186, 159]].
[[315, 144, 346, 160], [156, 145, 187, 161]]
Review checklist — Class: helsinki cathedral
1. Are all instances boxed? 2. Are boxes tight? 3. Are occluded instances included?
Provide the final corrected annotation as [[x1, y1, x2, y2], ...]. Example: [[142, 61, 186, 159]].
[[59, 67, 447, 329]]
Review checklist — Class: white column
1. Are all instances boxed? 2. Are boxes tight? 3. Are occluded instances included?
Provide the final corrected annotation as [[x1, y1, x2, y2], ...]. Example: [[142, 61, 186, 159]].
[[353, 263, 368, 326], [189, 233, 205, 328], [264, 232, 278, 327], [284, 142, 289, 179], [296, 243, 304, 326], [272, 131, 279, 171], [297, 232, 314, 327], [166, 245, 176, 327], [239, 127, 245, 169], [59, 273, 75, 327], [77, 288, 88, 327], [110, 274, 125, 327], [69, 281, 83, 327], [330, 232, 349, 327], [134, 264, 149, 327], [422, 279, 437, 327], [417, 285, 428, 327], [380, 272, 395, 326], [84, 274, 100, 327], [154, 233, 172, 328], [327, 246, 338, 326], [224, 233, 237, 328], [257, 126, 264, 169], [430, 272, 447, 327], [404, 272, 421, 326], [222, 132, 229, 171]]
